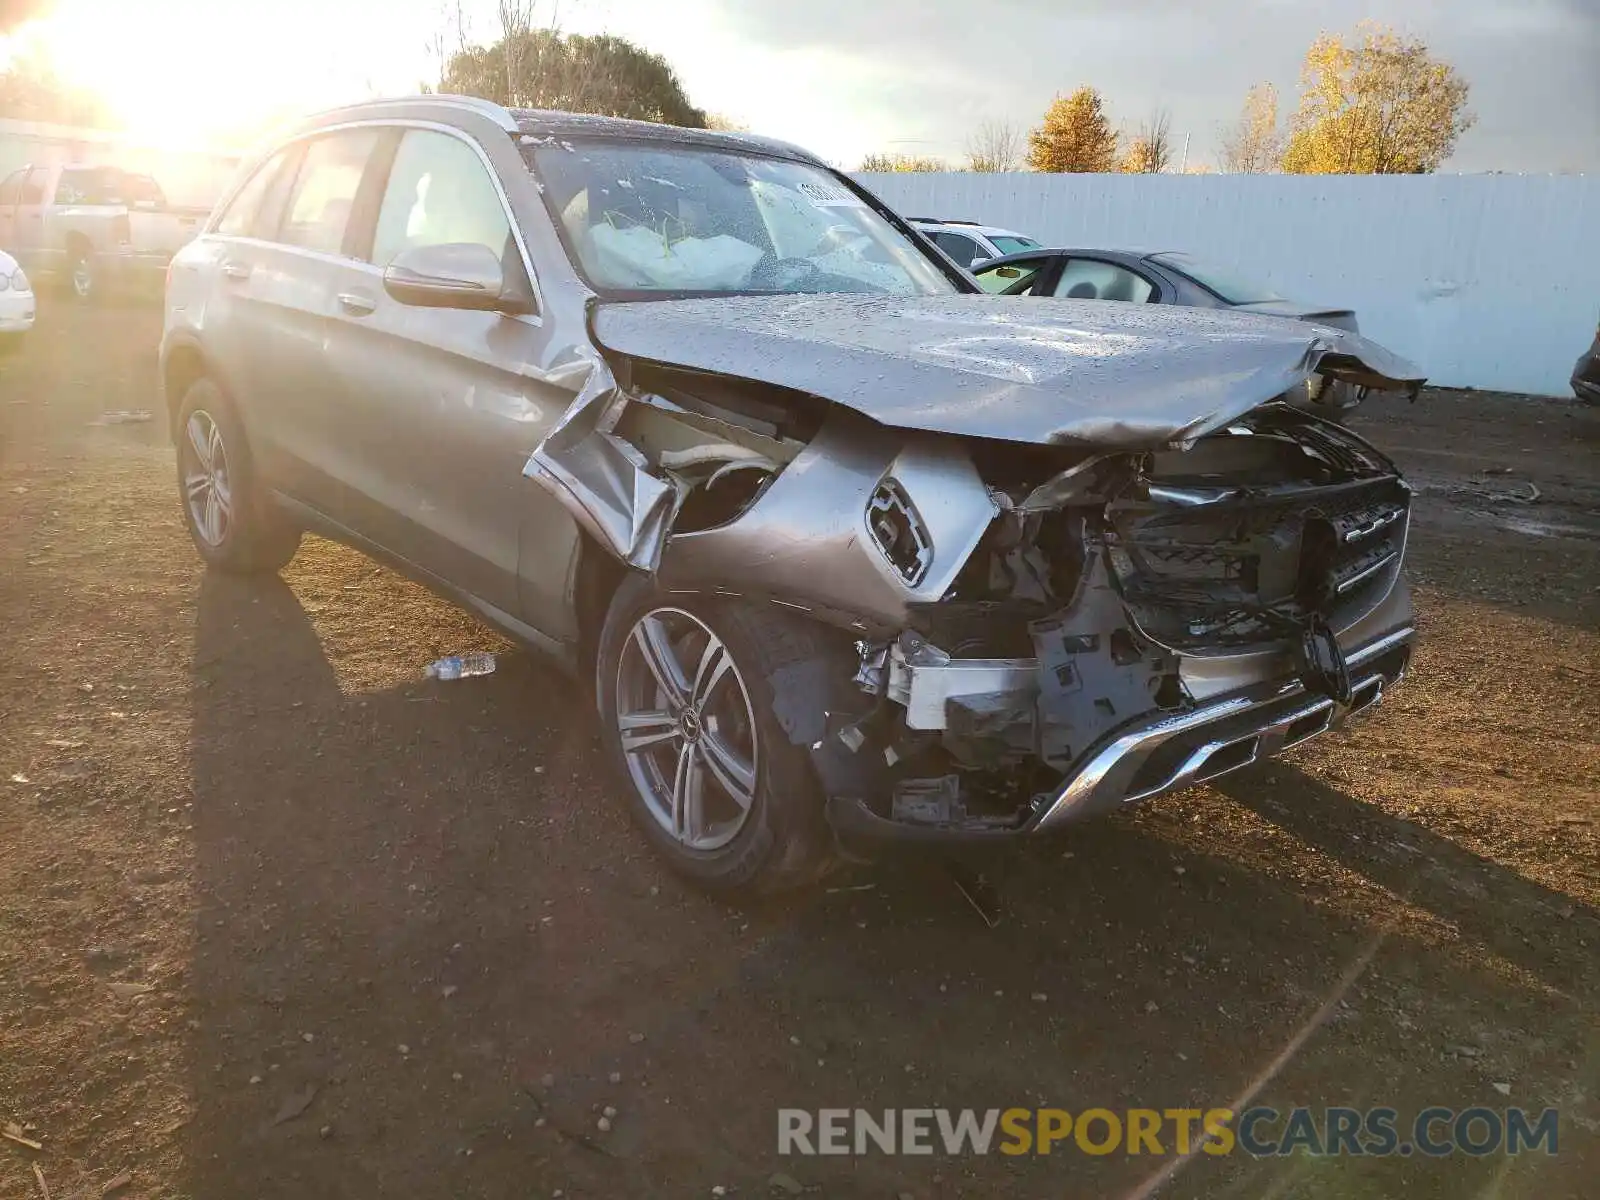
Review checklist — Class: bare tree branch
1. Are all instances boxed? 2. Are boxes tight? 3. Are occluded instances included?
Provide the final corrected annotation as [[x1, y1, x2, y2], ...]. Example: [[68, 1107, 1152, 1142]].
[[1121, 108, 1173, 172], [965, 118, 1022, 172]]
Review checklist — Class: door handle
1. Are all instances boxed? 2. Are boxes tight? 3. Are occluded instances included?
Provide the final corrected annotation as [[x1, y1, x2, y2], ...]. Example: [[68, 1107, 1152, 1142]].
[[336, 291, 377, 316], [220, 261, 250, 281]]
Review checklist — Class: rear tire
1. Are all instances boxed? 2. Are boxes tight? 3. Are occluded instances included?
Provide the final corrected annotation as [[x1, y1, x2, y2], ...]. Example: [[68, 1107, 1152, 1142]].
[[595, 574, 839, 897], [175, 379, 301, 573]]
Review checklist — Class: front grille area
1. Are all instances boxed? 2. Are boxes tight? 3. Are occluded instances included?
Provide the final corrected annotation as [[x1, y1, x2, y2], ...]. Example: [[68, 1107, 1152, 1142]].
[[1107, 468, 1410, 652]]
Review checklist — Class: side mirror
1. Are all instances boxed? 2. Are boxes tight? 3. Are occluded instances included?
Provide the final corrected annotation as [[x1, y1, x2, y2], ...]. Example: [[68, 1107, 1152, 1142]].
[[383, 242, 522, 313]]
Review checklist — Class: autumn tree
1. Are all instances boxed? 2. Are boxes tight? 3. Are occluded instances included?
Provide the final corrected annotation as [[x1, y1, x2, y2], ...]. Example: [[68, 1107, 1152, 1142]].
[[1027, 87, 1119, 172], [1282, 23, 1474, 174], [1220, 83, 1282, 173], [1120, 109, 1173, 173], [441, 29, 706, 127], [966, 118, 1022, 172], [858, 152, 946, 172], [705, 112, 750, 133]]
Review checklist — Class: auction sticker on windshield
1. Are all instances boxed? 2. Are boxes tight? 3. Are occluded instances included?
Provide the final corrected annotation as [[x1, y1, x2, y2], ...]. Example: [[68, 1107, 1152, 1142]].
[[796, 180, 866, 207]]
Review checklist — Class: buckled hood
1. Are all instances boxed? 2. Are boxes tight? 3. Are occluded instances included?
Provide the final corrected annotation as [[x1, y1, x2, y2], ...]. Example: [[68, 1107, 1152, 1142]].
[[592, 294, 1424, 449]]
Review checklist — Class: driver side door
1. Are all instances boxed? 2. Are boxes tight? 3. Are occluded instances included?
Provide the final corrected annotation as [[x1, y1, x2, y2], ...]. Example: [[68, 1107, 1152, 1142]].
[[321, 125, 576, 625]]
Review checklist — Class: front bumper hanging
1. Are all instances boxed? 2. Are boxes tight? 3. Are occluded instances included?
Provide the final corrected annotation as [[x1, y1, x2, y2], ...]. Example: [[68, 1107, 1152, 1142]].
[[825, 624, 1413, 844]]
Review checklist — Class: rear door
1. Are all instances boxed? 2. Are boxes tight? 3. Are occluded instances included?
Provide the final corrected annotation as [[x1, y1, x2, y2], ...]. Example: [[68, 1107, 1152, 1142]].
[[196, 143, 304, 483], [235, 128, 386, 516], [321, 124, 572, 622]]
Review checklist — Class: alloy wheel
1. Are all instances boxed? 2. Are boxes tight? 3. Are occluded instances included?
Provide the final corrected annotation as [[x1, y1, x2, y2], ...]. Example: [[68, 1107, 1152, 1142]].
[[181, 410, 232, 548], [614, 607, 759, 852]]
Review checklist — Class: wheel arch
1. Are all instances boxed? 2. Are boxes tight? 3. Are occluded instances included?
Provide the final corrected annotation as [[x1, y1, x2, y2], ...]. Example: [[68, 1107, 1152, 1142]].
[[161, 339, 211, 442], [573, 529, 631, 677]]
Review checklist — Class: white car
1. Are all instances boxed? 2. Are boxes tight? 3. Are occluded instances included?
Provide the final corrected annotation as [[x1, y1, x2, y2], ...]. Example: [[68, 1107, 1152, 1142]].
[[0, 247, 35, 345], [907, 218, 1040, 269]]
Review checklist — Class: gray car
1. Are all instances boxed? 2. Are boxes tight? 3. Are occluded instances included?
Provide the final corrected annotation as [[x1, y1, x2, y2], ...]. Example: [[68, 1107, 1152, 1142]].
[[162, 95, 1424, 896]]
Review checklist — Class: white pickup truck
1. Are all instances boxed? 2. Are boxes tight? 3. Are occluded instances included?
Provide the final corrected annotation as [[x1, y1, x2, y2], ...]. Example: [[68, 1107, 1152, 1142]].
[[0, 163, 211, 299]]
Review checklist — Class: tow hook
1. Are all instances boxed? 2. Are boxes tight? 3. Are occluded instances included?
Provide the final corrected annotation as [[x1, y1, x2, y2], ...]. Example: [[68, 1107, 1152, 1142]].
[[1299, 615, 1353, 705]]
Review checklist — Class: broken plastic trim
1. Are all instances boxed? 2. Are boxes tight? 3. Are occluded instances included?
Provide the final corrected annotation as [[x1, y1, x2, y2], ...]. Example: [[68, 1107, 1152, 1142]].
[[522, 349, 680, 572]]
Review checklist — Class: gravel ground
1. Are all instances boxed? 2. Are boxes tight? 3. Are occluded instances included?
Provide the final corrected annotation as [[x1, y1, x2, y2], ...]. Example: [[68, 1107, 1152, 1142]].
[[1, 299, 1596, 1199]]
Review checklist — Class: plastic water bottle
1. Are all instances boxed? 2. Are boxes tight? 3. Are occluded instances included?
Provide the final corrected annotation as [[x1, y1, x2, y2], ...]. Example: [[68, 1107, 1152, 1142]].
[[423, 653, 497, 681]]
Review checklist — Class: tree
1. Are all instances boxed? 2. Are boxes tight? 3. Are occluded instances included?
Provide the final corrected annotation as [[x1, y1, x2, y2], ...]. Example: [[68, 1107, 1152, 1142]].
[[966, 118, 1022, 172], [1220, 83, 1282, 173], [441, 29, 706, 127], [705, 112, 750, 133], [1282, 23, 1474, 174], [0, 47, 114, 127], [1027, 87, 1118, 173], [1120, 109, 1173, 173], [858, 152, 946, 172]]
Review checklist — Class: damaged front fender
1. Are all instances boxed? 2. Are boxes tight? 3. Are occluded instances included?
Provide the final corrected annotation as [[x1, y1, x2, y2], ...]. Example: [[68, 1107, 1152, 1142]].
[[521, 349, 679, 572]]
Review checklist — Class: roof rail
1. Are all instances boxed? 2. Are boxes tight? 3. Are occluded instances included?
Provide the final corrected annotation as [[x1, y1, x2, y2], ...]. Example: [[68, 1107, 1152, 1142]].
[[306, 93, 520, 132]]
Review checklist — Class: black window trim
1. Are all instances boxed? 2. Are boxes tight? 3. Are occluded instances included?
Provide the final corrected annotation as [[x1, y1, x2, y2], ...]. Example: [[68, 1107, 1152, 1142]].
[[523, 134, 976, 300], [211, 118, 544, 319], [268, 127, 388, 261], [355, 125, 538, 309]]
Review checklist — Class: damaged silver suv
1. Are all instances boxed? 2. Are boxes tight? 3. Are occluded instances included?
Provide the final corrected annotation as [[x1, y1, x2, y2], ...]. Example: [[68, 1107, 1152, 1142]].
[[163, 96, 1422, 894]]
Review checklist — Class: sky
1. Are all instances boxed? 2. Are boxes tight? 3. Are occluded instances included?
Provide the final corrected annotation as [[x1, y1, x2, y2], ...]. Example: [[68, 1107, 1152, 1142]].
[[2, 0, 1596, 171]]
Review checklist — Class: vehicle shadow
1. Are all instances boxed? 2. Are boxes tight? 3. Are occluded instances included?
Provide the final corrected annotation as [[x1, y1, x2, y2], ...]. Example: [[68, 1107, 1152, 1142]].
[[180, 570, 1596, 1200], [1213, 765, 1598, 999]]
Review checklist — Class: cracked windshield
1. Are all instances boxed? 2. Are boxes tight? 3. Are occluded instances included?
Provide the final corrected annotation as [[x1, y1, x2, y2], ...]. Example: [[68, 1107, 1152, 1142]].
[[531, 142, 955, 296]]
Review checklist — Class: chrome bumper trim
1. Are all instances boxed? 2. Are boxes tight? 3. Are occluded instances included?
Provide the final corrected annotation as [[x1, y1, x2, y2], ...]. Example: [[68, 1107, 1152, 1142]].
[[1031, 625, 1414, 832]]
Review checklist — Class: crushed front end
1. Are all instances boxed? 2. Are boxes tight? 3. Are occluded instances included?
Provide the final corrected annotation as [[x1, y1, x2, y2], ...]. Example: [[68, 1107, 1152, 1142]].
[[523, 303, 1424, 848], [821, 404, 1416, 842]]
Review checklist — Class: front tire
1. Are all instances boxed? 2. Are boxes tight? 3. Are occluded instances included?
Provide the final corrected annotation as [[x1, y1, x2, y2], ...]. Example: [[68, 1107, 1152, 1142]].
[[595, 575, 839, 897], [175, 379, 301, 573]]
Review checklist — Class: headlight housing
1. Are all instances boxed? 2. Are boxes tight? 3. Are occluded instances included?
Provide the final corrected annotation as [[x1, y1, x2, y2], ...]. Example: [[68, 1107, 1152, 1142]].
[[7, 268, 28, 293], [867, 477, 933, 586]]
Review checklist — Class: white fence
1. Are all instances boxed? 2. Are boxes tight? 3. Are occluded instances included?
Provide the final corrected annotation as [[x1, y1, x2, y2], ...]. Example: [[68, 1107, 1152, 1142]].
[[856, 172, 1598, 397]]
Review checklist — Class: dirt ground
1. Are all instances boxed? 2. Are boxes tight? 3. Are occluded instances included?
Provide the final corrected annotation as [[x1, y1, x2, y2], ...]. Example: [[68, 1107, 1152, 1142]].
[[1, 298, 1596, 1200]]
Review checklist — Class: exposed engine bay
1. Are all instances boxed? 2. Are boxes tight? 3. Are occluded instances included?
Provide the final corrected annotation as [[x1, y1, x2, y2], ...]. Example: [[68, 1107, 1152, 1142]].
[[524, 298, 1422, 842]]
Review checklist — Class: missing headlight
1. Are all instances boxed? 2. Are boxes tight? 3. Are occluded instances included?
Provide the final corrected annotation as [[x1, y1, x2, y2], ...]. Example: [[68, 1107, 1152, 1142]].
[[868, 478, 933, 586]]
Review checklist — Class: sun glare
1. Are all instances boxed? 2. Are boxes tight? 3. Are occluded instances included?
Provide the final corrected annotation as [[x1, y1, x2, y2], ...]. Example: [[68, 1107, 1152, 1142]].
[[14, 0, 364, 148]]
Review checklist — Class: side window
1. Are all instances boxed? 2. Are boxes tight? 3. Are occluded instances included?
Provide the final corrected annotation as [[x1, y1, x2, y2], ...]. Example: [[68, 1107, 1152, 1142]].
[[932, 231, 980, 268], [371, 129, 511, 268], [0, 169, 24, 206], [974, 257, 1047, 295], [1053, 259, 1154, 303], [56, 168, 124, 205], [278, 131, 380, 257], [215, 150, 292, 238]]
